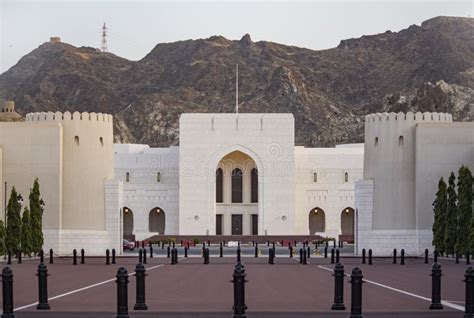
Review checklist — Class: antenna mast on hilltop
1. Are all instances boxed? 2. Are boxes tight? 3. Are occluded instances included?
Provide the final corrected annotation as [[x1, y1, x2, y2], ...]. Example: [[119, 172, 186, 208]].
[[100, 22, 108, 52], [235, 64, 239, 114]]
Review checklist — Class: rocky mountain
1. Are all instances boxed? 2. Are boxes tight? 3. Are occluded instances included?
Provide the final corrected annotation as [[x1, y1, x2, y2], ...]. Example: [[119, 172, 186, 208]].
[[0, 16, 472, 147]]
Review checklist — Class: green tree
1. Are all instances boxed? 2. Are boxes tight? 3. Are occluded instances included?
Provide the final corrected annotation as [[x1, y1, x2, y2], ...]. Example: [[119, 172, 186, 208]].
[[29, 178, 44, 255], [5, 187, 22, 256], [456, 166, 472, 254], [432, 177, 447, 254], [0, 220, 6, 256], [444, 172, 458, 256], [21, 207, 32, 257]]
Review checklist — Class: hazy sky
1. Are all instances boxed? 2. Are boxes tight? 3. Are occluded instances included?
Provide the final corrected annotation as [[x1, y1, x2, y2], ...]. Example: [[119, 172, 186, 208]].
[[0, 0, 472, 73]]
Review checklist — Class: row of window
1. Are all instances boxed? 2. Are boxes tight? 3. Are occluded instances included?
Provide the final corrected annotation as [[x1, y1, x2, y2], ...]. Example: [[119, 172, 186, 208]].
[[73, 136, 104, 146], [216, 168, 258, 203], [374, 136, 404, 146], [125, 172, 161, 183], [313, 172, 349, 183]]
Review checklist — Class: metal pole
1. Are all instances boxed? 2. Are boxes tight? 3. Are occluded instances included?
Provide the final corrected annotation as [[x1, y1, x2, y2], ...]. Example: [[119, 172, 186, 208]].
[[350, 268, 364, 318], [331, 263, 345, 310], [2, 267, 14, 318], [116, 267, 129, 318], [232, 262, 247, 318], [429, 263, 443, 310], [36, 263, 50, 310], [133, 263, 148, 310]]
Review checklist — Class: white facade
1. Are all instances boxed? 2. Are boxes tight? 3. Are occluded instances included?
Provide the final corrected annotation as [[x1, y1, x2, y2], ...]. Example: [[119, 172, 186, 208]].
[[355, 112, 474, 255], [115, 113, 363, 240]]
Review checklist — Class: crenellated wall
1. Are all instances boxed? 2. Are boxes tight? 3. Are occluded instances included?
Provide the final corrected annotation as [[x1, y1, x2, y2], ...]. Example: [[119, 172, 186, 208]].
[[363, 112, 451, 230]]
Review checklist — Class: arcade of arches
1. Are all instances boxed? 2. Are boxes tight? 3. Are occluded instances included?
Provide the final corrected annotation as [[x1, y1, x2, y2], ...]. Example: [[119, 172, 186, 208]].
[[308, 207, 355, 236], [215, 151, 258, 236], [123, 206, 166, 238]]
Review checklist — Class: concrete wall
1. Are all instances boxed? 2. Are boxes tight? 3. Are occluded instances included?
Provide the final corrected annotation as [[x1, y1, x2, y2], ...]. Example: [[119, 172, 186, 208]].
[[179, 113, 295, 235], [114, 145, 179, 240], [364, 112, 452, 230], [415, 122, 474, 230], [294, 145, 364, 238]]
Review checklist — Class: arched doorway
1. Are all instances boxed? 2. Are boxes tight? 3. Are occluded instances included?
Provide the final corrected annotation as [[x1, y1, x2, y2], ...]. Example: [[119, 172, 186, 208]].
[[123, 207, 134, 236], [149, 207, 165, 234], [341, 207, 355, 235], [309, 207, 325, 234], [216, 150, 258, 235]]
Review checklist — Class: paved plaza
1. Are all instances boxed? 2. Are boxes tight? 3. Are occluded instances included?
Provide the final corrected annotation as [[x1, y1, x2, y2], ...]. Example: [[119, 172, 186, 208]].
[[0, 246, 469, 318]]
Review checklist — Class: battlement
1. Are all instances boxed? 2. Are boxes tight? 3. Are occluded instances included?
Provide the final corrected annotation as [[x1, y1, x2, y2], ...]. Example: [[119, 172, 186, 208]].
[[1, 101, 15, 113], [26, 111, 113, 124], [365, 111, 452, 124]]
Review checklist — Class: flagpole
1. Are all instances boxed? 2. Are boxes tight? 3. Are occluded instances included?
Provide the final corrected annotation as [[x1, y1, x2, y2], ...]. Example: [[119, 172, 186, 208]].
[[235, 63, 239, 114]]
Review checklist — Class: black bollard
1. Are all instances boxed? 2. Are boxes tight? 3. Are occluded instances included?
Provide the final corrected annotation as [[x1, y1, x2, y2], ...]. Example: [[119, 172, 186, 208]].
[[49, 249, 54, 264], [307, 246, 311, 259], [392, 249, 397, 264], [237, 246, 241, 263], [149, 246, 153, 259], [202, 243, 206, 254], [17, 251, 22, 264], [368, 249, 373, 265], [106, 249, 110, 265], [81, 249, 85, 264], [161, 241, 164, 249], [134, 263, 148, 310], [324, 246, 328, 259], [289, 246, 293, 258], [254, 244, 258, 258], [141, 241, 145, 249], [362, 249, 366, 264], [434, 250, 438, 263], [464, 267, 474, 317], [7, 252, 11, 265], [39, 250, 44, 263], [424, 249, 429, 264], [138, 249, 143, 263], [429, 263, 443, 310], [116, 267, 129, 318], [112, 249, 116, 264], [36, 263, 50, 310], [174, 248, 178, 264], [303, 247, 308, 265], [456, 252, 460, 264], [171, 249, 176, 265], [331, 263, 346, 310], [220, 242, 223, 258], [350, 268, 364, 318], [73, 249, 77, 265], [167, 246, 170, 258], [143, 249, 147, 264], [400, 249, 405, 265], [204, 248, 210, 264], [2, 267, 14, 318], [268, 248, 274, 265], [333, 240, 336, 249], [335, 249, 340, 264], [299, 248, 303, 264], [331, 249, 335, 264], [232, 262, 247, 318], [184, 246, 188, 258], [467, 252, 471, 265]]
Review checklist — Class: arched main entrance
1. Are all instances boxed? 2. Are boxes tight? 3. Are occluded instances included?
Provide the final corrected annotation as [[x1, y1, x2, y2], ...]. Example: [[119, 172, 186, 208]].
[[149, 207, 165, 234], [123, 207, 134, 236], [215, 150, 258, 235], [341, 207, 355, 235], [309, 207, 325, 234]]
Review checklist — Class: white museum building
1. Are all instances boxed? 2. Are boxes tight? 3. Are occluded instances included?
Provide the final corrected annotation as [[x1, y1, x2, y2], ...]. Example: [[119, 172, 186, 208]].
[[0, 104, 472, 255]]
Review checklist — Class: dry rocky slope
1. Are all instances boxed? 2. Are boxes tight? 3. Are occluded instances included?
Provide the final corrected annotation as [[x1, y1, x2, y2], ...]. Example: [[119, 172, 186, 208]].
[[0, 16, 472, 147]]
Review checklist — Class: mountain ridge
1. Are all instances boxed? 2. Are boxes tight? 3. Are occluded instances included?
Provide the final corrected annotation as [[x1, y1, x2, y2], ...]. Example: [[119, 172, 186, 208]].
[[1, 16, 472, 147]]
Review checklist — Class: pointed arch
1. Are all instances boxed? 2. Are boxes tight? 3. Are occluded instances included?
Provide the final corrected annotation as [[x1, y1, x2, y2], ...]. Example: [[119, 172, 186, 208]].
[[309, 207, 325, 234]]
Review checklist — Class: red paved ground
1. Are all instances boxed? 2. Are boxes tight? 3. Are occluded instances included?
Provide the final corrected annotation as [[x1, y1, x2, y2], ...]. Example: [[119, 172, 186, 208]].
[[0, 255, 469, 318]]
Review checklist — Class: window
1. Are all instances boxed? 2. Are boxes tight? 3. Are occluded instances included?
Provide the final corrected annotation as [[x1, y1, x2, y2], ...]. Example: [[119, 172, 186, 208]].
[[251, 168, 258, 203], [374, 137, 379, 146], [216, 168, 223, 203], [99, 137, 104, 146], [157, 172, 161, 182], [313, 172, 318, 183], [126, 172, 130, 182], [399, 136, 404, 146], [344, 172, 349, 183], [231, 168, 243, 203], [74, 136, 80, 146]]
